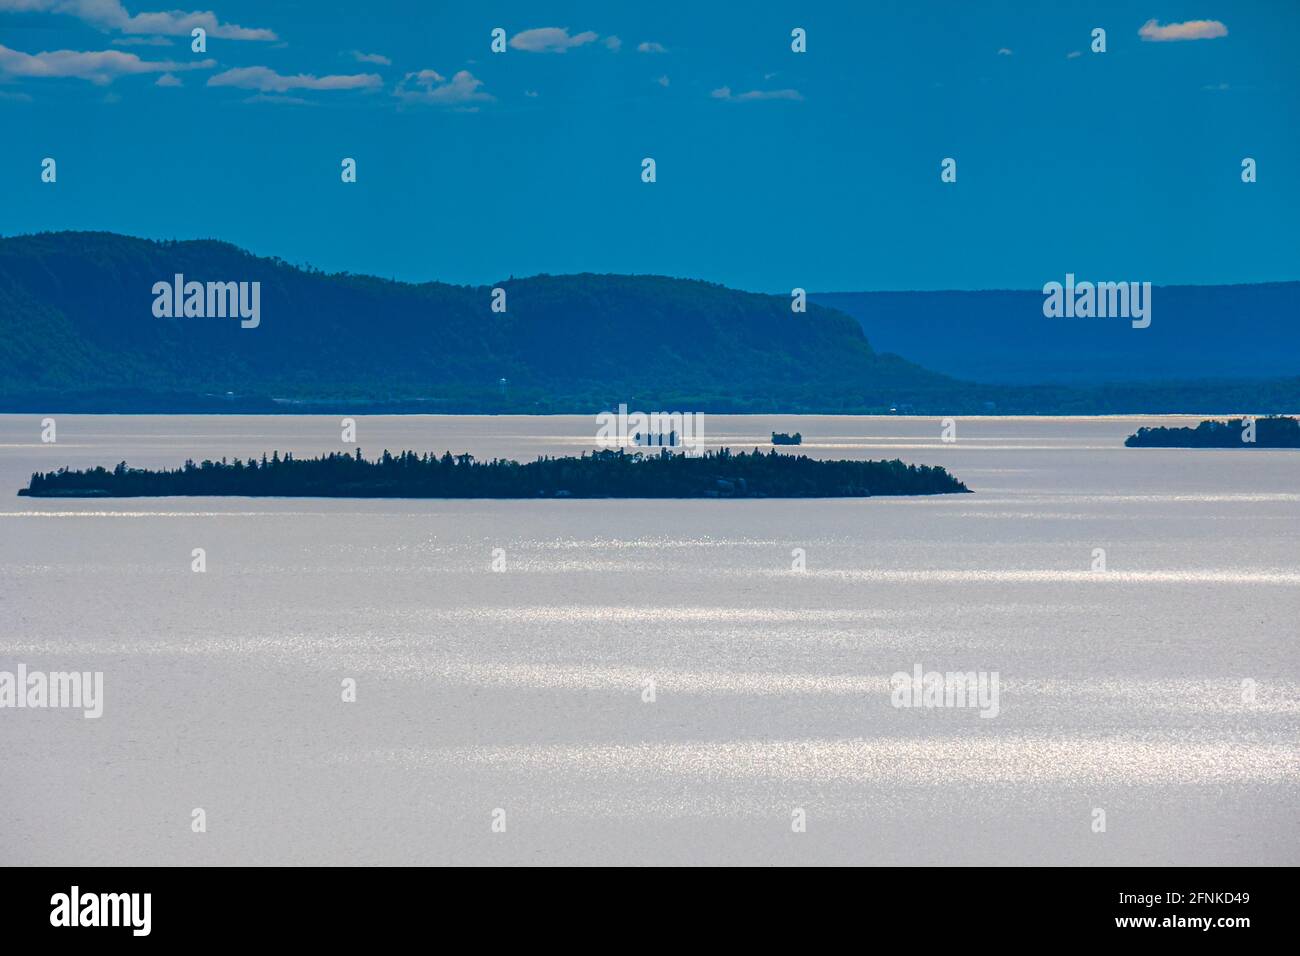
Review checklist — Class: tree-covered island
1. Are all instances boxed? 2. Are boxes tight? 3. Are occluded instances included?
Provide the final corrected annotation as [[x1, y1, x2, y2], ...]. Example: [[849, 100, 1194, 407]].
[[1124, 416, 1300, 448], [19, 448, 970, 499]]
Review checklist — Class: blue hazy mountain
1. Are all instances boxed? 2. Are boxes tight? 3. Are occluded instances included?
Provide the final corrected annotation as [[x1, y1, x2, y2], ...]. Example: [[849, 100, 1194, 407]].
[[1, 232, 1296, 414], [812, 284, 1300, 385], [0, 231, 946, 413]]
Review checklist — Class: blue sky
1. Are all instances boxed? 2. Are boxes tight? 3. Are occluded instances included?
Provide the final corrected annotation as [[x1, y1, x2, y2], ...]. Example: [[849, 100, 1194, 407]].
[[1, 1, 1296, 291]]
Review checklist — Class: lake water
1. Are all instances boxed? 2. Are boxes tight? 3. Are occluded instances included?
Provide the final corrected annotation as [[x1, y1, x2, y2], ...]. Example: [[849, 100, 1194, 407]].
[[1, 414, 1296, 865]]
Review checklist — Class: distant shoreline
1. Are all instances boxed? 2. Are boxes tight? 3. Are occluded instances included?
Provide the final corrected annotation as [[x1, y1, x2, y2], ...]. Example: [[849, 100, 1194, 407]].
[[2, 395, 1298, 418], [2, 409, 1295, 423]]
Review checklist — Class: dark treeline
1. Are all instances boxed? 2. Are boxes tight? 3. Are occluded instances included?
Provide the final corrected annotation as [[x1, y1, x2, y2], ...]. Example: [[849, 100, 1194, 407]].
[[19, 448, 969, 499], [1125, 416, 1300, 448]]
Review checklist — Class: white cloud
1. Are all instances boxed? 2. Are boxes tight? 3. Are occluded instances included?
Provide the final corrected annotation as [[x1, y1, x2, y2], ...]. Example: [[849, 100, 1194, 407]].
[[637, 41, 666, 54], [243, 93, 312, 105], [0, 89, 33, 100], [207, 65, 381, 92], [604, 36, 621, 51], [350, 50, 391, 66], [1138, 18, 1228, 42], [154, 71, 179, 85], [711, 85, 802, 102], [997, 47, 1012, 55], [394, 68, 492, 105], [0, 42, 212, 84], [110, 35, 170, 46], [656, 74, 669, 87], [509, 27, 598, 53], [1066, 50, 1082, 59], [0, 1, 278, 41]]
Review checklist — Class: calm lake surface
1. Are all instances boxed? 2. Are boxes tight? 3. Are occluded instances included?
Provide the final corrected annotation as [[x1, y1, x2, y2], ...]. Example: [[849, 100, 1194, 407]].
[[1, 414, 1297, 865]]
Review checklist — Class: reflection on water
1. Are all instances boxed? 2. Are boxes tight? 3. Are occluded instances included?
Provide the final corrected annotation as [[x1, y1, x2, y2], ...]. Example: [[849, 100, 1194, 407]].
[[0, 414, 1297, 865]]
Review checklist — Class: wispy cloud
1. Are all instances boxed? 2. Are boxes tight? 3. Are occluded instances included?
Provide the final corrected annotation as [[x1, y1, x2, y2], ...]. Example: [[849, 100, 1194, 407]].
[[243, 93, 313, 106], [0, 1, 278, 41], [711, 85, 802, 102], [1066, 50, 1082, 59], [0, 42, 212, 84], [154, 71, 179, 86], [656, 74, 669, 87], [637, 41, 667, 54], [110, 36, 171, 47], [604, 36, 621, 51], [350, 50, 391, 66], [997, 47, 1013, 56], [1138, 18, 1228, 42], [394, 68, 492, 106], [509, 27, 598, 53], [207, 65, 381, 92]]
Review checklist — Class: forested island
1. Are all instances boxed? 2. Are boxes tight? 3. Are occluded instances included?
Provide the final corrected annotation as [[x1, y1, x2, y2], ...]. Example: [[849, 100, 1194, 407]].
[[18, 448, 969, 499], [1124, 416, 1300, 448]]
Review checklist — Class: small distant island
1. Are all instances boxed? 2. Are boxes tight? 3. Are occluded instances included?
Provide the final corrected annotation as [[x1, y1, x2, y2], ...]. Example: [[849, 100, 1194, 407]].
[[771, 432, 802, 446], [18, 448, 969, 499], [1125, 416, 1300, 448]]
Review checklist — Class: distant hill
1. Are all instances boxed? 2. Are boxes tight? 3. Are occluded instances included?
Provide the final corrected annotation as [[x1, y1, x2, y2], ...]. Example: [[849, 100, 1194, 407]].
[[0, 231, 947, 413], [812, 284, 1300, 385], [0, 232, 1296, 414]]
